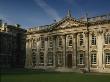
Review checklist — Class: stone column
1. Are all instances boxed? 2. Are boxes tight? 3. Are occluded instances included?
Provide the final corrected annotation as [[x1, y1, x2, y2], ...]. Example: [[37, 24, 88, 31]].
[[36, 37, 40, 68], [62, 35, 66, 67], [44, 36, 48, 68], [84, 31, 90, 71], [97, 30, 103, 70], [53, 35, 57, 67], [25, 39, 33, 68], [73, 33, 77, 68]]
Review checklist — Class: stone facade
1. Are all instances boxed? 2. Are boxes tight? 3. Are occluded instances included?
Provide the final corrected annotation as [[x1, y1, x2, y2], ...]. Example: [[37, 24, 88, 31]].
[[26, 12, 110, 73], [0, 21, 26, 68]]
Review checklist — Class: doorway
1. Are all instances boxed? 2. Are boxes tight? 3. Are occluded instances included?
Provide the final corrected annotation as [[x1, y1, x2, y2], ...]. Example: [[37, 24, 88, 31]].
[[67, 54, 72, 68]]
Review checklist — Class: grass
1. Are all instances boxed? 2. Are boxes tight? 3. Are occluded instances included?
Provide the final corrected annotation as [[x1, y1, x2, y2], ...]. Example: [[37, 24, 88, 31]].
[[1, 69, 110, 82]]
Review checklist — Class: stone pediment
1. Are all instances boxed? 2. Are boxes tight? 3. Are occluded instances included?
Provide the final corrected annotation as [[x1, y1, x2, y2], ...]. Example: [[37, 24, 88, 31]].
[[59, 20, 79, 28], [51, 17, 85, 30]]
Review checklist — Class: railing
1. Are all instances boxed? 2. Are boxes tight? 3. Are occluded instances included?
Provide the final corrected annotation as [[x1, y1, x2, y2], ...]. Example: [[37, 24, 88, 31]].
[[28, 25, 50, 32], [88, 14, 110, 22], [28, 14, 110, 32]]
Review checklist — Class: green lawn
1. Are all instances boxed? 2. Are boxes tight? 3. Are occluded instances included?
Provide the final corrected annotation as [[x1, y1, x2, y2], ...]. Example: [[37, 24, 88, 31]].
[[1, 69, 110, 82]]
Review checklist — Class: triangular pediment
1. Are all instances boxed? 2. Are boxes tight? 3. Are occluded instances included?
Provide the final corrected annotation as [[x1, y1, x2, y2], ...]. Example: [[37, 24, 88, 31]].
[[51, 17, 85, 30], [59, 19, 79, 28]]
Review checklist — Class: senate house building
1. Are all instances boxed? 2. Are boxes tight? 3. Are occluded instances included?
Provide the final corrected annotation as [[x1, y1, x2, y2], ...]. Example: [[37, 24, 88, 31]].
[[0, 11, 110, 73], [25, 11, 110, 73]]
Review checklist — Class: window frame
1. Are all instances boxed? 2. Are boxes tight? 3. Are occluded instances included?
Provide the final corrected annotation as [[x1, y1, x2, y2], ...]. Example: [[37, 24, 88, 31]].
[[68, 35, 73, 47], [39, 52, 44, 65], [104, 33, 110, 44], [79, 33, 84, 46], [47, 52, 53, 65], [78, 53, 84, 65], [91, 34, 96, 45], [91, 53, 97, 65], [57, 53, 63, 65], [105, 53, 110, 64]]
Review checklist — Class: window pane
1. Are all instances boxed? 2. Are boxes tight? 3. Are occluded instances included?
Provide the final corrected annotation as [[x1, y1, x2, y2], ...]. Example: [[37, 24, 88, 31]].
[[91, 53, 97, 64]]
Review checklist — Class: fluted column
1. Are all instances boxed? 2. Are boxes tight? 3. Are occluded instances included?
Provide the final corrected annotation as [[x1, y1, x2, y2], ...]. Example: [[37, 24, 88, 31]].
[[53, 35, 57, 67], [36, 37, 40, 68], [73, 33, 77, 68], [84, 31, 90, 71], [97, 30, 103, 69], [62, 35, 66, 67], [25, 39, 33, 68], [44, 37, 48, 68]]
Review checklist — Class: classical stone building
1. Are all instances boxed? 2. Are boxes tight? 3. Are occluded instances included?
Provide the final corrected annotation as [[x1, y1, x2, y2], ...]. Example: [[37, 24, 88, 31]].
[[0, 21, 26, 68], [26, 11, 110, 73]]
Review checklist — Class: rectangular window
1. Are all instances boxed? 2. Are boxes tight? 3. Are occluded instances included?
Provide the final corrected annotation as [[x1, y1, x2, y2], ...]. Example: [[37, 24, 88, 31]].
[[79, 34, 83, 46], [104, 34, 110, 44], [79, 54, 84, 64], [68, 36, 72, 46], [39, 53, 44, 65], [105, 53, 110, 64], [49, 37, 53, 48], [91, 34, 96, 45], [91, 53, 97, 64], [47, 53, 53, 65], [41, 38, 45, 48], [32, 49, 36, 66], [58, 37, 62, 47], [57, 53, 63, 65]]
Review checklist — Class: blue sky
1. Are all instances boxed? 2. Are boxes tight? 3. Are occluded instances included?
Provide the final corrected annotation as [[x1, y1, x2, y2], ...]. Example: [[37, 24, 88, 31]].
[[0, 0, 110, 28]]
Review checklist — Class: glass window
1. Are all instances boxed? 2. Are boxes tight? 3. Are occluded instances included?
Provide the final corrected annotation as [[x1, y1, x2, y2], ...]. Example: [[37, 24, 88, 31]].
[[57, 53, 63, 65], [58, 37, 62, 47], [104, 33, 110, 44], [49, 37, 53, 47], [91, 53, 97, 64], [105, 53, 110, 64], [47, 52, 53, 65], [79, 33, 83, 46], [41, 37, 45, 48], [39, 53, 44, 64], [91, 34, 96, 45], [79, 54, 84, 64], [32, 50, 36, 66], [68, 35, 72, 46]]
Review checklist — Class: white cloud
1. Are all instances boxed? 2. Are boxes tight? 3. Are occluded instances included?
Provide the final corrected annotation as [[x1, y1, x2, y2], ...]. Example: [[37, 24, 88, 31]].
[[34, 0, 60, 21]]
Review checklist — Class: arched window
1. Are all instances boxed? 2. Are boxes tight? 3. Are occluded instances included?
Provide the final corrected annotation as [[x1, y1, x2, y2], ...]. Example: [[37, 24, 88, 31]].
[[68, 35, 72, 46], [104, 33, 110, 44], [79, 33, 83, 46], [91, 33, 96, 45]]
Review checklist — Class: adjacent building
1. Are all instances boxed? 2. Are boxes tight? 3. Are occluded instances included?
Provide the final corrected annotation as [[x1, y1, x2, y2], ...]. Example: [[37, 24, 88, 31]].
[[0, 21, 26, 68], [26, 11, 110, 73]]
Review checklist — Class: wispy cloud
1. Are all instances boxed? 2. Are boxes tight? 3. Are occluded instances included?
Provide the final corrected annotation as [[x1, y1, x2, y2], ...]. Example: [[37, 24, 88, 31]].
[[34, 0, 60, 21]]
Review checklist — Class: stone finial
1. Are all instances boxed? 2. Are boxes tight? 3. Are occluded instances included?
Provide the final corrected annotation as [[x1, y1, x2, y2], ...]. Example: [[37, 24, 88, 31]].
[[67, 9, 72, 17]]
